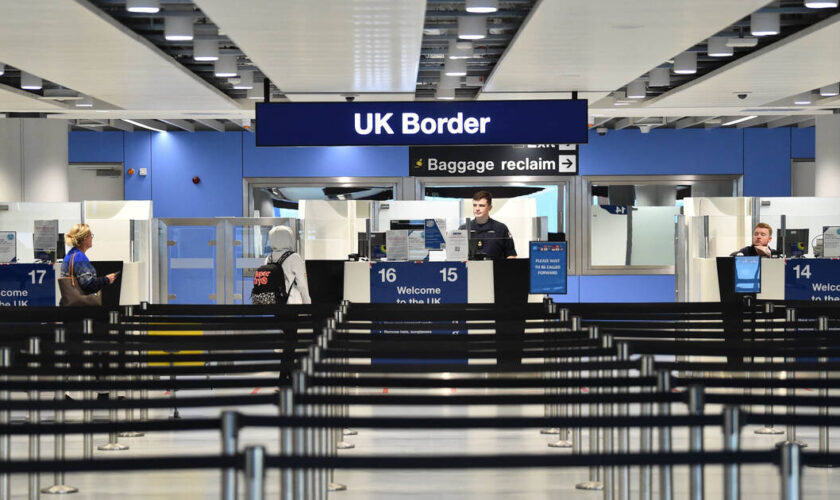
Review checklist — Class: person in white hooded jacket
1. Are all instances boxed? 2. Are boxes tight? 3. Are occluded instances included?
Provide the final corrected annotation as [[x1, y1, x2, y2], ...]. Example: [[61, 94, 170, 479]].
[[265, 225, 311, 304]]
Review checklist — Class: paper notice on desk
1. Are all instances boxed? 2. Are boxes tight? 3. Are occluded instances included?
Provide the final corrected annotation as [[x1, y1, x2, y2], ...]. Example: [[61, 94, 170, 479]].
[[385, 230, 409, 261], [823, 226, 840, 258], [0, 231, 16, 263], [424, 218, 446, 249], [446, 230, 468, 261], [408, 230, 428, 261], [33, 220, 58, 253]]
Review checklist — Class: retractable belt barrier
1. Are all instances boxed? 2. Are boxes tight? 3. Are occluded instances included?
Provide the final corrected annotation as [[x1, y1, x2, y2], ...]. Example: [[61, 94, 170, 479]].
[[1, 299, 839, 500]]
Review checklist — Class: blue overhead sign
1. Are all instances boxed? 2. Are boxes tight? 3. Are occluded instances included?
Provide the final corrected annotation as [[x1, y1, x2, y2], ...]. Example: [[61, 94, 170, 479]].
[[256, 100, 589, 147], [0, 263, 55, 307]]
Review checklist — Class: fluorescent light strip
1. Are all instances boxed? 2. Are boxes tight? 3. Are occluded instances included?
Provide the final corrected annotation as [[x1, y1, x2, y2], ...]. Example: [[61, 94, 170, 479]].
[[123, 119, 166, 132], [721, 115, 757, 126]]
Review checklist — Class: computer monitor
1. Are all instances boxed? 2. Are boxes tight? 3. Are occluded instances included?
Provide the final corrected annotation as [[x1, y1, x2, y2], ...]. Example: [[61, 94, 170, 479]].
[[776, 228, 809, 257], [734, 256, 761, 294], [389, 219, 425, 231], [357, 232, 386, 260]]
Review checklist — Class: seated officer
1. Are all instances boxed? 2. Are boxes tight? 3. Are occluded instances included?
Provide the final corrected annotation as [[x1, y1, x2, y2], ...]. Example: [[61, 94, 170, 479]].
[[731, 222, 782, 258], [467, 190, 516, 260]]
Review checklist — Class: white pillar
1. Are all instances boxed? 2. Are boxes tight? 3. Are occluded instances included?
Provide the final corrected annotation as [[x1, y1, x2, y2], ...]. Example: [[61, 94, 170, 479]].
[[0, 118, 69, 202], [815, 114, 840, 197]]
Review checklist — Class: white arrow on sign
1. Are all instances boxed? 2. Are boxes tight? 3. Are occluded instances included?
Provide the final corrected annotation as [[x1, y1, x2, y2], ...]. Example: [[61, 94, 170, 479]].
[[558, 154, 577, 172]]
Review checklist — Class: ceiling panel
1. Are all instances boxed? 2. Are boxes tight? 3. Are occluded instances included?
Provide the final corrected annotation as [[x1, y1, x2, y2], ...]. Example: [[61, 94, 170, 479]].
[[195, 0, 426, 94], [483, 0, 769, 93], [284, 93, 416, 102], [0, 84, 67, 112], [647, 13, 840, 110], [0, 0, 239, 112]]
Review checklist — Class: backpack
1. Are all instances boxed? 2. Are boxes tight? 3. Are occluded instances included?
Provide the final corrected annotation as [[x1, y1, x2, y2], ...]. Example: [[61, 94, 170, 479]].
[[251, 251, 294, 305]]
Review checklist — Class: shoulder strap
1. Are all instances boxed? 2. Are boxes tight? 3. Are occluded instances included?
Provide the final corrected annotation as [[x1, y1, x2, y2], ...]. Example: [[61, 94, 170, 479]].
[[277, 251, 296, 295], [68, 252, 77, 285]]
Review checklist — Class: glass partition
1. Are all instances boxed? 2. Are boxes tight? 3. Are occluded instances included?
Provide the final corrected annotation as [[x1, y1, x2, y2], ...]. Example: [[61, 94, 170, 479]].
[[0, 202, 81, 262], [584, 177, 739, 273], [758, 197, 840, 258]]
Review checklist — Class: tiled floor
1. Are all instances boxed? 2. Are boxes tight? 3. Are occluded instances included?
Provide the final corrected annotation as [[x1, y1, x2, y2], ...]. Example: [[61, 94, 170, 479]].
[[5, 387, 840, 499]]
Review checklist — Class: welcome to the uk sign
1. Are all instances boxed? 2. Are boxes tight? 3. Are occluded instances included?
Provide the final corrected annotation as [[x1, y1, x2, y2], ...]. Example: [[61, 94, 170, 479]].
[[256, 100, 588, 147]]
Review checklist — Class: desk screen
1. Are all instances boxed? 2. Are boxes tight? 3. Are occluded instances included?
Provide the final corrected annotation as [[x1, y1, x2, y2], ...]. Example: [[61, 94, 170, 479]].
[[734, 256, 761, 293]]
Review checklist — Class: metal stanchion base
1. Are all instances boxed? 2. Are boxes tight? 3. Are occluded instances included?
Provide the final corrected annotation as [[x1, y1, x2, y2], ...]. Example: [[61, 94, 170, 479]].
[[540, 428, 560, 435], [118, 431, 145, 438], [97, 443, 129, 451], [575, 481, 603, 490], [547, 439, 573, 448], [336, 441, 355, 449], [40, 484, 79, 494], [328, 482, 347, 491], [754, 426, 785, 435], [343, 428, 357, 436], [775, 440, 807, 448]]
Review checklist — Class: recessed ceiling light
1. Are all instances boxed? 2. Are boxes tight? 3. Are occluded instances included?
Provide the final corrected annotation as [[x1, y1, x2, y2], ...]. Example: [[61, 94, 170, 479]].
[[465, 0, 498, 13], [721, 116, 757, 126], [164, 16, 194, 41], [751, 12, 780, 37], [805, 1, 838, 7], [126, 0, 160, 13]]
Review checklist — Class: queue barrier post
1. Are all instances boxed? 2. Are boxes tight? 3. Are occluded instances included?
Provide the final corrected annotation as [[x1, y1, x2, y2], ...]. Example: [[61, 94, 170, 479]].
[[657, 371, 673, 500], [309, 344, 328, 500], [278, 387, 294, 500], [26, 337, 41, 500], [98, 311, 129, 451], [755, 303, 783, 436], [777, 308, 805, 449], [816, 316, 830, 458], [0, 347, 10, 500], [321, 328, 347, 492], [638, 356, 654, 500], [120, 306, 144, 438], [82, 318, 94, 459], [293, 370, 307, 499], [688, 385, 705, 500], [615, 342, 630, 500], [301, 356, 316, 500], [245, 445, 266, 500], [601, 334, 616, 500], [723, 406, 741, 500], [547, 312, 572, 447], [575, 324, 603, 491], [220, 411, 239, 500], [779, 442, 802, 500], [41, 327, 79, 495]]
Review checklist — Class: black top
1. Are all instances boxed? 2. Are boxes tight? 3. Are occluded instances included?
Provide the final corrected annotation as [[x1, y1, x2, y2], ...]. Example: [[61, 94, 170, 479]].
[[468, 218, 516, 260], [731, 245, 782, 258]]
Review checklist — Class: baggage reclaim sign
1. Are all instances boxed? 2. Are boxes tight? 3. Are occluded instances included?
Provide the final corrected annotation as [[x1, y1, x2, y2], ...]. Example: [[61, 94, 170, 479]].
[[255, 100, 588, 147], [410, 144, 578, 176]]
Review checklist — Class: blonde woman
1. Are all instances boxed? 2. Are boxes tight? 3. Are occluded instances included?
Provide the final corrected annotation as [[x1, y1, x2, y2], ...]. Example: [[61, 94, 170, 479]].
[[61, 224, 116, 296]]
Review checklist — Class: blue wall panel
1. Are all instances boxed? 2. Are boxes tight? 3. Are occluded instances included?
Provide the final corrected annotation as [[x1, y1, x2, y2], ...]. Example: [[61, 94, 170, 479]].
[[578, 275, 675, 302], [68, 131, 124, 163], [243, 132, 407, 177], [743, 128, 791, 197], [550, 275, 580, 303], [580, 128, 743, 176], [124, 131, 152, 201], [791, 127, 815, 158], [151, 132, 243, 217]]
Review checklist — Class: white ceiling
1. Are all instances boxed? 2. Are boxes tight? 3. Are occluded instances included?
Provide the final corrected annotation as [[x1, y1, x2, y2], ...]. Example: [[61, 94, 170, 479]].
[[482, 0, 769, 93], [195, 0, 426, 96], [647, 13, 840, 110], [0, 0, 836, 128], [0, 0, 239, 113]]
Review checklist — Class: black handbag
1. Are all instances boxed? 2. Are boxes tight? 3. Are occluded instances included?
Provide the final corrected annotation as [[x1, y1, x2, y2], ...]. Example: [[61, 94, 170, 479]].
[[58, 253, 102, 307]]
